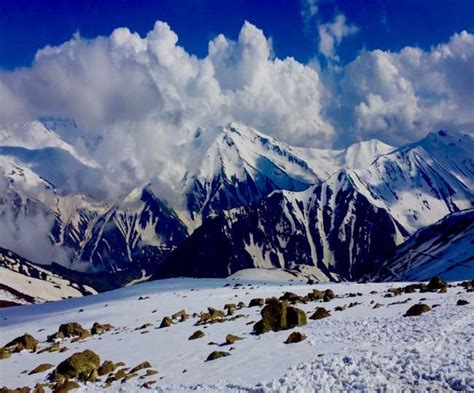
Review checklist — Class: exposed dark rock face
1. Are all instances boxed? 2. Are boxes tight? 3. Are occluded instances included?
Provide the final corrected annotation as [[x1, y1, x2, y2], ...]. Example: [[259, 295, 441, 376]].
[[80, 185, 188, 274]]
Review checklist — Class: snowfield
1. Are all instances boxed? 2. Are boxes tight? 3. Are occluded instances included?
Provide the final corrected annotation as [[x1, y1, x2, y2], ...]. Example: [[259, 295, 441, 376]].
[[0, 278, 473, 392]]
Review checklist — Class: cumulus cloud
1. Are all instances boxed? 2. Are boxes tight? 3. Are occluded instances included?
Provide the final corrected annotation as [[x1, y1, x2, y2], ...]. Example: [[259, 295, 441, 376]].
[[0, 20, 473, 197], [340, 30, 474, 144], [318, 14, 358, 61], [0, 21, 334, 199]]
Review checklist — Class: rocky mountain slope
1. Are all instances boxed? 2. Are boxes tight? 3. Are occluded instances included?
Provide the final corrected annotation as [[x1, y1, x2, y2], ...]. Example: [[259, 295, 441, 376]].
[[79, 184, 188, 274], [0, 154, 106, 264], [180, 122, 393, 224]]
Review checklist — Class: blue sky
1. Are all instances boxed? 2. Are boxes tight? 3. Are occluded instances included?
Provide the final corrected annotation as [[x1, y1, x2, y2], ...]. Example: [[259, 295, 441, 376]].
[[1, 0, 473, 70]]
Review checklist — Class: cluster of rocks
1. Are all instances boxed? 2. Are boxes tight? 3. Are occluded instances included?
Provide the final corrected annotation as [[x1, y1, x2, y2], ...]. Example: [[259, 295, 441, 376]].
[[46, 349, 156, 391], [387, 276, 449, 297], [47, 323, 91, 343], [46, 321, 115, 344]]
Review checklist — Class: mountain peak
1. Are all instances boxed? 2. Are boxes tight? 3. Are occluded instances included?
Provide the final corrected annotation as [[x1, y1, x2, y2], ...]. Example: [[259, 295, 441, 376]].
[[344, 139, 394, 169]]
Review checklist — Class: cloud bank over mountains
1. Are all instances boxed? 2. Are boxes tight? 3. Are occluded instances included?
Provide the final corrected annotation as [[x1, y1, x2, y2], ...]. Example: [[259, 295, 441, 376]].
[[0, 20, 473, 198]]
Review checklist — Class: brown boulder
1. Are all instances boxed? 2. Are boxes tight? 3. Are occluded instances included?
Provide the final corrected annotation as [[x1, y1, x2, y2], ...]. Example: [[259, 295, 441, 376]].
[[0, 348, 11, 359], [129, 361, 152, 374], [196, 308, 225, 325], [323, 289, 335, 302], [48, 323, 90, 342], [159, 317, 172, 328], [309, 307, 331, 320], [248, 298, 264, 307], [171, 310, 187, 320], [98, 360, 116, 376], [284, 331, 306, 344], [253, 299, 307, 334], [225, 334, 242, 345], [422, 276, 447, 292], [91, 322, 114, 335], [307, 290, 325, 301], [52, 381, 80, 393], [29, 364, 54, 375], [188, 330, 205, 340], [404, 304, 431, 317], [205, 351, 230, 361], [52, 349, 100, 381], [4, 333, 38, 352], [279, 292, 302, 303]]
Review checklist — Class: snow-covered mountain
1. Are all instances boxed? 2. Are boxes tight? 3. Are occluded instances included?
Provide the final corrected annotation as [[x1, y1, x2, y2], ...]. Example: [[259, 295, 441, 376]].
[[180, 122, 393, 224], [0, 154, 106, 264], [1, 119, 472, 288], [0, 121, 104, 197], [154, 130, 474, 282], [0, 247, 97, 306], [79, 184, 188, 274], [371, 209, 474, 282], [153, 172, 406, 281], [348, 130, 474, 233]]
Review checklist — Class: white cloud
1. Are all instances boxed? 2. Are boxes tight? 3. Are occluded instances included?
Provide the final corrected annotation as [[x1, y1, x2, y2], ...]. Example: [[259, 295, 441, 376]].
[[0, 20, 473, 197], [340, 30, 474, 144], [318, 14, 358, 61]]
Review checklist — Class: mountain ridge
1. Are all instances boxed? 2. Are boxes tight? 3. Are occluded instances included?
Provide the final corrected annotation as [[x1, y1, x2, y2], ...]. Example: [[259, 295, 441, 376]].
[[0, 120, 472, 294]]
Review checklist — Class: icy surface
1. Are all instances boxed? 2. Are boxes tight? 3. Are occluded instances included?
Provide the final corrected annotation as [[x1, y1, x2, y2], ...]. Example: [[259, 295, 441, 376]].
[[1, 278, 472, 392]]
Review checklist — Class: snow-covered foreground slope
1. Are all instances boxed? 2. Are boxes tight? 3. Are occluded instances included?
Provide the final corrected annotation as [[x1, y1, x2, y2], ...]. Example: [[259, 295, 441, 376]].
[[1, 278, 472, 392]]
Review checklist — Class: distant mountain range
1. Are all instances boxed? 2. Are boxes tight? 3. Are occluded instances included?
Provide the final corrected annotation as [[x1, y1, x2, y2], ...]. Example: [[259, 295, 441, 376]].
[[0, 120, 473, 302]]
